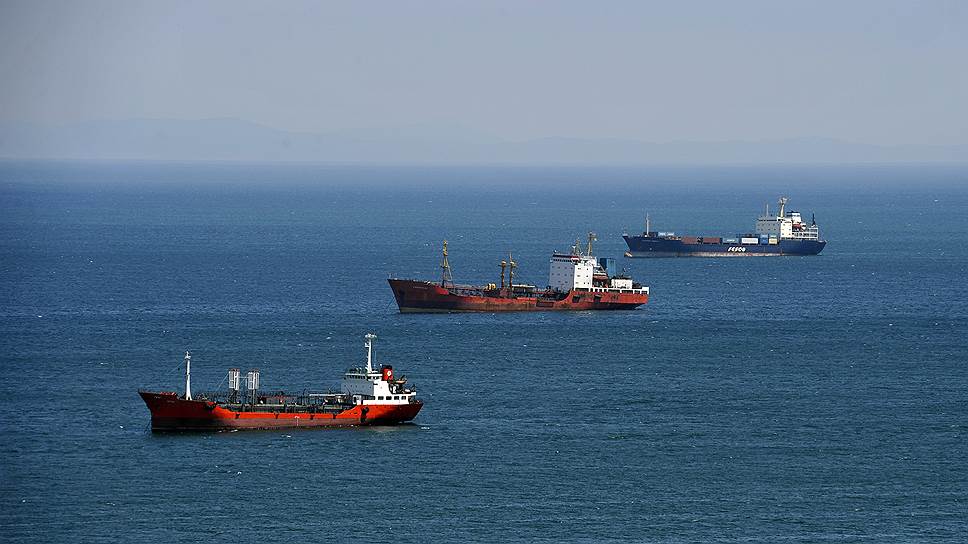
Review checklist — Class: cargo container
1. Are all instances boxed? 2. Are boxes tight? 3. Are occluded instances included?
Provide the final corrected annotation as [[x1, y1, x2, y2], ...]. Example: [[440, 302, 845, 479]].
[[702, 237, 722, 244], [741, 237, 759, 244], [681, 236, 700, 244], [723, 238, 738, 243]]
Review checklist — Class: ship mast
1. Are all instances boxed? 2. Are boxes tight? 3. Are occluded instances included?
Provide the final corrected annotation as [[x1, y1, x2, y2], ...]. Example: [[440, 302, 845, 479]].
[[364, 333, 376, 374], [586, 232, 597, 256], [507, 252, 516, 293], [777, 196, 788, 218], [499, 259, 507, 290], [440, 240, 454, 287], [183, 351, 192, 400], [572, 238, 583, 256], [645, 214, 650, 235]]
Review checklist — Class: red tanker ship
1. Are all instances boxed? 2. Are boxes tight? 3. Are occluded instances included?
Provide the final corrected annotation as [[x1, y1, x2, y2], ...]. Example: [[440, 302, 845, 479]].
[[389, 235, 649, 313], [139, 334, 422, 431]]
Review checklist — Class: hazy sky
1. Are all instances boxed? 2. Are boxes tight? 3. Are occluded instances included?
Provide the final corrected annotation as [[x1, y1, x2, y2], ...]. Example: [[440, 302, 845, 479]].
[[2, 0, 966, 145]]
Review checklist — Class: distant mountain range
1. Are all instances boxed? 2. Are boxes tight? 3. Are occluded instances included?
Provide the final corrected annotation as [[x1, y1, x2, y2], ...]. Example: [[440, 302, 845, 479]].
[[1, 118, 965, 164]]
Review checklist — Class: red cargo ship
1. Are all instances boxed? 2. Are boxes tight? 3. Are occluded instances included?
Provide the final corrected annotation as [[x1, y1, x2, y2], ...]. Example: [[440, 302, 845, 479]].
[[139, 334, 422, 431], [389, 235, 649, 313]]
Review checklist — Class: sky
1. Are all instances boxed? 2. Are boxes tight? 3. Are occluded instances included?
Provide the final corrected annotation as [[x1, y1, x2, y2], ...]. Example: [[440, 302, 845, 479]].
[[1, 0, 967, 146]]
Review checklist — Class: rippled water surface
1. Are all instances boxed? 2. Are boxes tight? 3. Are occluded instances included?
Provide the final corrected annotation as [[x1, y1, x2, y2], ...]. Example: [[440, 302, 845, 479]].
[[1, 162, 966, 542]]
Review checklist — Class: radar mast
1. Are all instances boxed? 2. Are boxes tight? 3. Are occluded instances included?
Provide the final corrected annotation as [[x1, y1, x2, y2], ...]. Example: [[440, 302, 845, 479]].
[[777, 196, 789, 218], [183, 351, 192, 400], [364, 333, 376, 373], [440, 240, 454, 287]]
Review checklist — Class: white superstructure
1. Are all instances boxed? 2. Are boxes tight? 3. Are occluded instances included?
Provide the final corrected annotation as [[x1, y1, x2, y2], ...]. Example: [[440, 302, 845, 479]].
[[755, 196, 821, 241], [547, 235, 649, 295], [549, 253, 596, 291], [341, 333, 417, 406]]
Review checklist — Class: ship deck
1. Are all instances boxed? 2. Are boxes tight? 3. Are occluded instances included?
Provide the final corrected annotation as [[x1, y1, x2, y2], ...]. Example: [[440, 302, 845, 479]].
[[177, 390, 361, 413]]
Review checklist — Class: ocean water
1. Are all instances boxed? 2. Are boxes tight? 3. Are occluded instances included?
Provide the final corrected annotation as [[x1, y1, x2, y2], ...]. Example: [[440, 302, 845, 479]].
[[1, 161, 966, 542]]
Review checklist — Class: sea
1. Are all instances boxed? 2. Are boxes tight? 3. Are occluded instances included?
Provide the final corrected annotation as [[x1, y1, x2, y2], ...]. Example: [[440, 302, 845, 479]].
[[1, 160, 966, 542]]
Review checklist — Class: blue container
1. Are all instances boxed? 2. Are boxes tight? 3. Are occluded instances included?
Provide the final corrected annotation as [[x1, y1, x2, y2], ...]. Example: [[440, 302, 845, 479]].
[[599, 257, 616, 276]]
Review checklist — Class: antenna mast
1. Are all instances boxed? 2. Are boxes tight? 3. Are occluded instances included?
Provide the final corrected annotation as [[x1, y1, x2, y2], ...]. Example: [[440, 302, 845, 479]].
[[183, 351, 192, 400], [440, 240, 453, 287], [777, 196, 788, 218], [364, 333, 376, 373], [508, 252, 516, 293], [500, 259, 507, 290], [645, 214, 650, 235], [586, 232, 597, 256]]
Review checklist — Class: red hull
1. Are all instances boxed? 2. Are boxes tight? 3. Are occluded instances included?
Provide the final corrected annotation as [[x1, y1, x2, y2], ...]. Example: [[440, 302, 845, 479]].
[[139, 391, 423, 431], [388, 279, 648, 313]]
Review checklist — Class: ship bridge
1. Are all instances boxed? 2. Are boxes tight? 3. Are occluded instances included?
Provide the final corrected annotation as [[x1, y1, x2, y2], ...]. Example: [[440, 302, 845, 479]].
[[341, 334, 417, 406], [755, 197, 821, 241]]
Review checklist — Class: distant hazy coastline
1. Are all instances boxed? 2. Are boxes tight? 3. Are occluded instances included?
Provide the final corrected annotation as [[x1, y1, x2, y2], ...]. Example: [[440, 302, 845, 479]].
[[2, 118, 966, 164]]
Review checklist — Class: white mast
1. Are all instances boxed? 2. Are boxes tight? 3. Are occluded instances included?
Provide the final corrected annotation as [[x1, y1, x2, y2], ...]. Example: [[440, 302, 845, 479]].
[[364, 333, 376, 373], [184, 351, 192, 400], [777, 196, 788, 218]]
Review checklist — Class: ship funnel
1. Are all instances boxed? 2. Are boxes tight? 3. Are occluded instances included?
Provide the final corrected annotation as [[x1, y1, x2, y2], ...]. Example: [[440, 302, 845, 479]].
[[381, 365, 394, 382]]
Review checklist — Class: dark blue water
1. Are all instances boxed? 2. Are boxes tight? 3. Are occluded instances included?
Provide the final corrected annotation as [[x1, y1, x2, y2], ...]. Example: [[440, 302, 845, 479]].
[[2, 161, 966, 542]]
